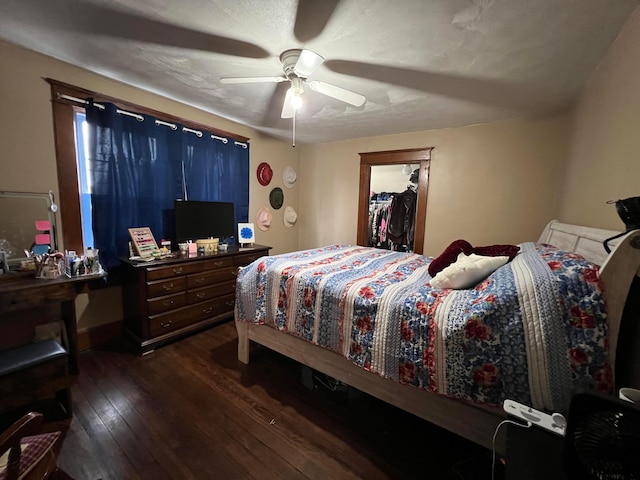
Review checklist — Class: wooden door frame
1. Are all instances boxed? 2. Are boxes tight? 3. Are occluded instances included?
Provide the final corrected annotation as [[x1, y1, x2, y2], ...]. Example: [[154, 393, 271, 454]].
[[357, 148, 432, 255]]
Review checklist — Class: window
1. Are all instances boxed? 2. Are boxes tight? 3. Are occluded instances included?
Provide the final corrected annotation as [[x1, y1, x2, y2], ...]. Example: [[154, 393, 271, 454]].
[[48, 79, 250, 270], [74, 111, 94, 251]]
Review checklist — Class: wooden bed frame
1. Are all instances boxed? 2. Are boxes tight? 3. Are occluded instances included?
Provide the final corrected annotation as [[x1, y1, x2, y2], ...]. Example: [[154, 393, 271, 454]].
[[235, 221, 640, 453]]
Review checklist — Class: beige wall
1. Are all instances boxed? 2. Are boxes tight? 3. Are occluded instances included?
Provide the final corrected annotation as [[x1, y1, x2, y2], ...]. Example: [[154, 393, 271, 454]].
[[299, 115, 570, 256], [0, 41, 299, 330], [559, 6, 640, 230]]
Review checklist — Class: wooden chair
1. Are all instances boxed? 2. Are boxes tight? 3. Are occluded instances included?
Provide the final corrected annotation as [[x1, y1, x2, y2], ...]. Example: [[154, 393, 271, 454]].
[[0, 412, 70, 480]]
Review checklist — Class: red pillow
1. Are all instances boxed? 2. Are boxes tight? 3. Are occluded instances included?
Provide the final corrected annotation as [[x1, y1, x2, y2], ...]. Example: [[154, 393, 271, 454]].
[[427, 239, 473, 277], [428, 240, 520, 277]]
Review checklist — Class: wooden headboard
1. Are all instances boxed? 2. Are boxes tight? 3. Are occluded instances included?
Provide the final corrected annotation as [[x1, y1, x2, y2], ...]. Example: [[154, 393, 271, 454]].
[[538, 220, 621, 266], [539, 220, 640, 388]]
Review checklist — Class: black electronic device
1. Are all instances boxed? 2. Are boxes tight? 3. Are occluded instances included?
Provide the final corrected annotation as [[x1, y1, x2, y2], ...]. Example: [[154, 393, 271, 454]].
[[173, 200, 235, 243], [603, 196, 640, 253], [564, 391, 640, 479]]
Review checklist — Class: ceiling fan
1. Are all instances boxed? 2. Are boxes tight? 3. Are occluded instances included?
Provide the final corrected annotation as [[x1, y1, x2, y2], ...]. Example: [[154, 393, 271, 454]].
[[220, 49, 366, 119]]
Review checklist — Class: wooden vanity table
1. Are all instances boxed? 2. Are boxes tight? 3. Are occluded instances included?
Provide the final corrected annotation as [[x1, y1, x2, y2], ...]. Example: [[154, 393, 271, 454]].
[[0, 272, 106, 418]]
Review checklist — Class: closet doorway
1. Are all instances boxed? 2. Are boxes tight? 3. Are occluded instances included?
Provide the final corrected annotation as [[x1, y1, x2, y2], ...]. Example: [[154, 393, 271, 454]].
[[357, 148, 432, 255]]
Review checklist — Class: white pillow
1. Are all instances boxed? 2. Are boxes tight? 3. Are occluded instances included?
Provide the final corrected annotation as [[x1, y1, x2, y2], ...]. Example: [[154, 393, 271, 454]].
[[430, 252, 508, 289]]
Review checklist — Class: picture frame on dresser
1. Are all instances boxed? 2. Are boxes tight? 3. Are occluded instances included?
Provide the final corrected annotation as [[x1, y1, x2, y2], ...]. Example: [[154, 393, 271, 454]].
[[128, 227, 160, 258], [120, 244, 270, 355]]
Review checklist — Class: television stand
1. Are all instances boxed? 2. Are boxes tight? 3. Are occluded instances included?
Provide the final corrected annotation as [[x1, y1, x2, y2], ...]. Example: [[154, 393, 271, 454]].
[[120, 244, 270, 355]]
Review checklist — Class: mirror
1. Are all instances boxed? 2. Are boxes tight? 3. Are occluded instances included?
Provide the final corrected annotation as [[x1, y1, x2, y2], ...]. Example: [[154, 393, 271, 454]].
[[369, 164, 420, 251], [357, 148, 432, 255], [0, 191, 58, 265], [370, 164, 420, 195]]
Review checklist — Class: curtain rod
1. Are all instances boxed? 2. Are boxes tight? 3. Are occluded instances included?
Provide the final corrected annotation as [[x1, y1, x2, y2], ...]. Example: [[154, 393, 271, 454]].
[[59, 93, 144, 121], [57, 93, 248, 148]]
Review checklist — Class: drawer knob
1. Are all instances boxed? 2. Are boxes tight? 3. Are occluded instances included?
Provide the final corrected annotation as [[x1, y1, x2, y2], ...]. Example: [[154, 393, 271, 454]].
[[195, 278, 205, 285], [172, 267, 183, 274], [163, 299, 174, 306], [203, 307, 213, 314], [225, 300, 234, 307], [163, 283, 174, 291], [214, 261, 224, 267], [196, 292, 206, 299], [160, 321, 172, 328]]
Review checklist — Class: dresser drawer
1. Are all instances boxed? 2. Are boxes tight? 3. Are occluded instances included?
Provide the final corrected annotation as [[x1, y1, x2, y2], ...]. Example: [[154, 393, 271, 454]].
[[187, 281, 235, 304], [234, 252, 265, 266], [215, 293, 236, 315], [203, 257, 235, 270], [147, 277, 187, 299], [148, 313, 187, 337], [148, 295, 233, 337], [146, 261, 204, 281], [149, 300, 215, 336], [187, 266, 237, 289], [147, 292, 186, 316]]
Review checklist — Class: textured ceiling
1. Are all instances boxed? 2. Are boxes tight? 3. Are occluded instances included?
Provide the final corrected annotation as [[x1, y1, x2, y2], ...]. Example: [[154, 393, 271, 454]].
[[1, 0, 638, 144]]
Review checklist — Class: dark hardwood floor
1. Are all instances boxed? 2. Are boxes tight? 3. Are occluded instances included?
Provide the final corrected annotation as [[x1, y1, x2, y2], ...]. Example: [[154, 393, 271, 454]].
[[27, 322, 504, 479]]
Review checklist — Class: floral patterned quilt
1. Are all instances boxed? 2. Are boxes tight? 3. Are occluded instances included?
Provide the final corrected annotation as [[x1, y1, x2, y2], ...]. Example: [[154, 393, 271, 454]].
[[235, 243, 612, 412]]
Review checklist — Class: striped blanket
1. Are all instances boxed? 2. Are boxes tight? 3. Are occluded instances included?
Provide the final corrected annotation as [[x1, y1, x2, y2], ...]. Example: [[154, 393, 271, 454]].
[[235, 243, 611, 412]]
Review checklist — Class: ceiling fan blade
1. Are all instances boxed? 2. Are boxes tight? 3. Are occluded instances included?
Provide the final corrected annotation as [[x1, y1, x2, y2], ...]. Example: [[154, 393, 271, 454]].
[[221, 76, 287, 84], [307, 81, 366, 107], [294, 50, 325, 78], [262, 82, 291, 127], [281, 89, 296, 119], [6, 0, 270, 59], [294, 0, 341, 43]]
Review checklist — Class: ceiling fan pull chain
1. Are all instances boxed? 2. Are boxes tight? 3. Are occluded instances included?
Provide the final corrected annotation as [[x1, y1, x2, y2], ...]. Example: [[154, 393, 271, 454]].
[[292, 110, 297, 148]]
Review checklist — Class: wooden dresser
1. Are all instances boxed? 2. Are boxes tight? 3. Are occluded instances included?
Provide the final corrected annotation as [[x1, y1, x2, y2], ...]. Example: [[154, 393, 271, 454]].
[[120, 244, 270, 355]]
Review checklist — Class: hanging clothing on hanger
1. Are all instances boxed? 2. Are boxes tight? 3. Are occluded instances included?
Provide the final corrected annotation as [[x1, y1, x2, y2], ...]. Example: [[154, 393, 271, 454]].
[[386, 187, 417, 251], [369, 192, 395, 249], [369, 195, 393, 248]]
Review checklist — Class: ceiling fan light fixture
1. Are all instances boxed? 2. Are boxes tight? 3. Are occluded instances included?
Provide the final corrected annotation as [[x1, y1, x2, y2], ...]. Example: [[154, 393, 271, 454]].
[[290, 76, 305, 110], [295, 49, 325, 77], [291, 93, 303, 111]]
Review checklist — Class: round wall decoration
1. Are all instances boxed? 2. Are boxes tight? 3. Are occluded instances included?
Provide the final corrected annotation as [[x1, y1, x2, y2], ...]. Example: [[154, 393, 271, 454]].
[[256, 207, 272, 231], [284, 206, 298, 227], [283, 166, 297, 188], [269, 187, 284, 210], [257, 162, 273, 186]]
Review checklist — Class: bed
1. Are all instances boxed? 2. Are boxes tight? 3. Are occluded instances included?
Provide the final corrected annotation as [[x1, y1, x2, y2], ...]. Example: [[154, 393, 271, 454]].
[[234, 220, 640, 452]]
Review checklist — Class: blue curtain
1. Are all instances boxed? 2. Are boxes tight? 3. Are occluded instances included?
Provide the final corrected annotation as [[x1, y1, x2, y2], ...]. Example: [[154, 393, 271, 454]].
[[180, 134, 250, 229], [85, 101, 249, 268]]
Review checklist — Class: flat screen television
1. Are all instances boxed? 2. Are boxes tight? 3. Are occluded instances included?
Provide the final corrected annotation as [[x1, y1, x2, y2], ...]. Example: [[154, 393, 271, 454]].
[[173, 200, 235, 243]]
